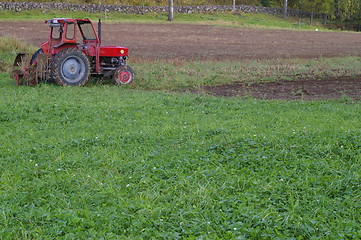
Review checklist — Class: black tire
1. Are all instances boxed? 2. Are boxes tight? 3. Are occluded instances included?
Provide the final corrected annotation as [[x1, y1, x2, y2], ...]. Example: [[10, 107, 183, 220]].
[[51, 48, 90, 86], [113, 65, 135, 85]]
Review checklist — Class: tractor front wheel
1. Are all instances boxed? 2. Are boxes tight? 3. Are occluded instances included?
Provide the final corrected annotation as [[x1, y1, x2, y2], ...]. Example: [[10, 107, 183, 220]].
[[113, 65, 135, 85], [52, 48, 90, 86]]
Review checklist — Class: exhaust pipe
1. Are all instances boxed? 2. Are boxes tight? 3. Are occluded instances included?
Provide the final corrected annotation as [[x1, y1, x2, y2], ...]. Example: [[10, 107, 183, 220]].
[[98, 19, 101, 45]]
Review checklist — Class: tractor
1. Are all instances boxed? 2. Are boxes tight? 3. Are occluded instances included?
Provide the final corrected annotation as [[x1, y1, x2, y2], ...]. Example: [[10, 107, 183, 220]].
[[12, 18, 134, 86]]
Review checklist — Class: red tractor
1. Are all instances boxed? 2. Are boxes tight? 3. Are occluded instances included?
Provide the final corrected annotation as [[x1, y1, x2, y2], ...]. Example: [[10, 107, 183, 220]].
[[12, 18, 134, 86]]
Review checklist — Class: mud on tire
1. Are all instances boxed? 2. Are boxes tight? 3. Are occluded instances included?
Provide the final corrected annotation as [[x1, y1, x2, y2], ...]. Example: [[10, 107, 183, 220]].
[[51, 48, 90, 86]]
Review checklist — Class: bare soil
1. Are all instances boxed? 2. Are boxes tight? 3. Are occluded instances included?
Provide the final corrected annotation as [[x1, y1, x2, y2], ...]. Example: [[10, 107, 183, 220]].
[[1, 21, 361, 99], [199, 76, 361, 100]]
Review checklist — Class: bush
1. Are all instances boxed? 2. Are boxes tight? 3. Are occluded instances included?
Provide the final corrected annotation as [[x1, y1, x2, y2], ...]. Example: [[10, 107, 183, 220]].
[[261, 0, 271, 7]]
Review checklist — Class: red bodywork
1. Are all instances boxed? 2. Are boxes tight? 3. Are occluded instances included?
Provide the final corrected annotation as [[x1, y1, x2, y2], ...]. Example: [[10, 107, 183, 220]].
[[40, 18, 129, 74]]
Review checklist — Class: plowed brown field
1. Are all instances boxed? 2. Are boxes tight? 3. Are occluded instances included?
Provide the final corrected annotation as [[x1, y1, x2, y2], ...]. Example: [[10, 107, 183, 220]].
[[1, 21, 361, 99]]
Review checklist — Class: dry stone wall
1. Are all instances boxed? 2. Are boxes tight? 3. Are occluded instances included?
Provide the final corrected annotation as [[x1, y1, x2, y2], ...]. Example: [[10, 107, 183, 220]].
[[0, 2, 321, 18]]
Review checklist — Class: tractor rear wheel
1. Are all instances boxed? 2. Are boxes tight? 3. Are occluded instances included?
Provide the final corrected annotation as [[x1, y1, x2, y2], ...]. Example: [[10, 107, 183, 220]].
[[113, 65, 135, 85], [30, 48, 43, 66], [51, 48, 90, 86]]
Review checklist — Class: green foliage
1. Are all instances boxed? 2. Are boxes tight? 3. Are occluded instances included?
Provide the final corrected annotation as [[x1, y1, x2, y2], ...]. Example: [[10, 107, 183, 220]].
[[261, 0, 271, 7], [0, 36, 37, 72], [132, 56, 361, 90], [0, 75, 360, 238], [271, 0, 361, 21], [0, 9, 328, 31], [0, 30, 361, 238]]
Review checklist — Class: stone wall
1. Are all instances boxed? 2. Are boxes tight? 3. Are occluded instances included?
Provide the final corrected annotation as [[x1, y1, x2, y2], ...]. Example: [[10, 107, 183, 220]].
[[0, 2, 321, 18]]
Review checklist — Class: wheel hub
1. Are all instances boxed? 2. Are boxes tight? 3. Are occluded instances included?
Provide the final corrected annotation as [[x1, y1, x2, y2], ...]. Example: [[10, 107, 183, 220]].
[[62, 57, 84, 81], [119, 71, 131, 83]]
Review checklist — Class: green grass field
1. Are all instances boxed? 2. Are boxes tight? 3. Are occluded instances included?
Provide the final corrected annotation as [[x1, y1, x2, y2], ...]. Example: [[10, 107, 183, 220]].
[[0, 11, 360, 239], [0, 9, 325, 31], [0, 75, 360, 239]]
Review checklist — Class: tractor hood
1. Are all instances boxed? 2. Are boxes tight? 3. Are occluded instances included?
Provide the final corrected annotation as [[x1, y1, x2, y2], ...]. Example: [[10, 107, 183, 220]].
[[100, 46, 129, 57]]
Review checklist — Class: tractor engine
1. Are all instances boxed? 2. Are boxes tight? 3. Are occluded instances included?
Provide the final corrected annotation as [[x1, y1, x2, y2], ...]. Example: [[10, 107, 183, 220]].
[[99, 56, 127, 71]]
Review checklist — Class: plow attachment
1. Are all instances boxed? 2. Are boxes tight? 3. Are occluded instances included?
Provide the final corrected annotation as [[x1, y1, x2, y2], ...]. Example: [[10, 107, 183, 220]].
[[11, 67, 39, 86], [11, 51, 49, 86]]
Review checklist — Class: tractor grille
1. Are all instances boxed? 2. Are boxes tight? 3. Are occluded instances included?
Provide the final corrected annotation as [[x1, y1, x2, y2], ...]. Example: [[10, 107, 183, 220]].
[[100, 56, 126, 71]]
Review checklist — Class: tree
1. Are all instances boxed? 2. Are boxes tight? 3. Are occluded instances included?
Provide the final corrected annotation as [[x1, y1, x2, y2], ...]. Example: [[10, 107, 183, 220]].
[[282, 0, 287, 19], [271, 0, 361, 23], [261, 0, 271, 7], [168, 0, 174, 21]]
